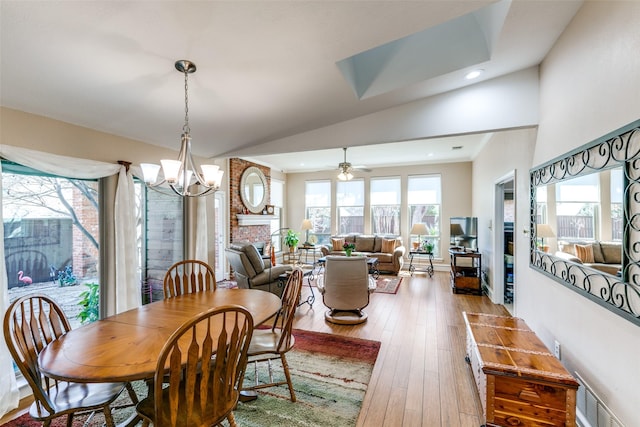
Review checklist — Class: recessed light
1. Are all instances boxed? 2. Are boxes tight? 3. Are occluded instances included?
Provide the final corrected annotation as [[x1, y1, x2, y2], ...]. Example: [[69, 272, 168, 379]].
[[465, 69, 484, 80]]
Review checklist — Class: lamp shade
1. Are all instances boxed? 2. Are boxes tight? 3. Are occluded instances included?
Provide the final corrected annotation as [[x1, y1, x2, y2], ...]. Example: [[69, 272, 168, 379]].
[[450, 223, 464, 236], [410, 223, 428, 235], [300, 219, 313, 231], [536, 224, 555, 238]]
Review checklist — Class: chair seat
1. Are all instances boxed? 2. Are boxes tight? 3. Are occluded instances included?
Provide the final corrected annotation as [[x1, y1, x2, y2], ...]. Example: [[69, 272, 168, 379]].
[[248, 329, 295, 355], [28, 379, 126, 420], [136, 381, 238, 426]]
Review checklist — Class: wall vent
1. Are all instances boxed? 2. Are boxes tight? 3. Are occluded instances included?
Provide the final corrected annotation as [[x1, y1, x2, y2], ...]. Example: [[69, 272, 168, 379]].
[[575, 372, 624, 427]]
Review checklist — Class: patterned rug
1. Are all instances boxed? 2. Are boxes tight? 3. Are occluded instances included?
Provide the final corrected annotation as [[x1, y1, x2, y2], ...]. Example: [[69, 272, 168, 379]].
[[374, 275, 403, 294], [4, 330, 380, 427]]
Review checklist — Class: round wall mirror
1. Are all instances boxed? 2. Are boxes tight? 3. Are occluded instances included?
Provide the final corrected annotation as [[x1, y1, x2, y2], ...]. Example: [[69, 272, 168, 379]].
[[240, 166, 267, 214]]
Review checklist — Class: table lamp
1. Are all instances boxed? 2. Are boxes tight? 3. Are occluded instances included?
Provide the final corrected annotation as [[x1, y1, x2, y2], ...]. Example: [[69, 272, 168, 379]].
[[536, 224, 555, 252], [301, 219, 313, 246], [450, 223, 464, 247], [410, 223, 428, 250]]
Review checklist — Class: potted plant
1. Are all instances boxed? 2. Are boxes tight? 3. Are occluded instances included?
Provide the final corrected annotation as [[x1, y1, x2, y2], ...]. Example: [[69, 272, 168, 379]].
[[423, 240, 434, 254], [284, 229, 300, 252]]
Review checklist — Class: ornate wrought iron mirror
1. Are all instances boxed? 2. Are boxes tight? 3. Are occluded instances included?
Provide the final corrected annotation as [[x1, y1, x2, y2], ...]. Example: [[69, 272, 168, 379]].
[[240, 166, 267, 214], [530, 119, 640, 326]]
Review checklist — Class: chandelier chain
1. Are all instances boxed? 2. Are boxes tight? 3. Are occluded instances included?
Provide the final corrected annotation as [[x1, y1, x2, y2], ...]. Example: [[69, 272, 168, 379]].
[[183, 69, 190, 134]]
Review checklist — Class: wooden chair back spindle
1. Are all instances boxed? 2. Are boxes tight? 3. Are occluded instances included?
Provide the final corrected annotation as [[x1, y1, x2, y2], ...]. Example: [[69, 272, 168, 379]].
[[136, 305, 254, 427], [163, 260, 217, 298]]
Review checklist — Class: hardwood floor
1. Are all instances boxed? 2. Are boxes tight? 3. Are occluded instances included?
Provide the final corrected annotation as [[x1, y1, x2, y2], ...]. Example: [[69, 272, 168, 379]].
[[0, 270, 508, 426], [294, 270, 508, 427]]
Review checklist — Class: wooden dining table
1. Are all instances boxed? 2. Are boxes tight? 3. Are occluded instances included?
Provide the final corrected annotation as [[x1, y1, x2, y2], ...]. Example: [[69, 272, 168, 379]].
[[39, 289, 281, 383]]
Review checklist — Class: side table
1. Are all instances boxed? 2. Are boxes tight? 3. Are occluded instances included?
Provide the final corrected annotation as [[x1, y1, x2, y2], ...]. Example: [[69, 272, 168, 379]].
[[278, 267, 316, 307], [408, 250, 434, 277]]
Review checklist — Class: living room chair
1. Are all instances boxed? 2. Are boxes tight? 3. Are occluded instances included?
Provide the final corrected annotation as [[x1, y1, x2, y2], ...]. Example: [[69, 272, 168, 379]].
[[3, 294, 130, 427], [317, 255, 376, 325], [136, 305, 254, 427], [163, 259, 217, 298], [242, 267, 304, 402], [225, 241, 292, 297]]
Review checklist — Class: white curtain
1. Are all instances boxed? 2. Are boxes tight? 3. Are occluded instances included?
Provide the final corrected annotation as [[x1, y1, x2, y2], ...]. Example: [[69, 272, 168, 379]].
[[0, 145, 140, 417]]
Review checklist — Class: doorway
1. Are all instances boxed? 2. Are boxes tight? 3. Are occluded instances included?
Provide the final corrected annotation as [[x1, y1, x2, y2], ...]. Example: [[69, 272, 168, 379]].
[[494, 172, 515, 314]]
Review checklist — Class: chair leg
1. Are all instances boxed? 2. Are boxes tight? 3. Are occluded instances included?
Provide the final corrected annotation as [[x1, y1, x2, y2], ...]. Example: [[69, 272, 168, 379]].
[[125, 382, 140, 404], [103, 405, 116, 427], [227, 412, 238, 427], [65, 414, 73, 427], [280, 353, 296, 402]]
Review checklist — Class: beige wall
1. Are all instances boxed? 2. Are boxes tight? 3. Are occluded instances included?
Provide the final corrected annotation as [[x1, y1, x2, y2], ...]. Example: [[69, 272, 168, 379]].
[[518, 2, 640, 424], [0, 106, 229, 198], [471, 128, 536, 298], [285, 161, 472, 265]]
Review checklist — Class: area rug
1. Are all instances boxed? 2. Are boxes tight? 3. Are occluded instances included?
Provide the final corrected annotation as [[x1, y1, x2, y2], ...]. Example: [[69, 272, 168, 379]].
[[374, 275, 403, 294], [3, 330, 380, 427]]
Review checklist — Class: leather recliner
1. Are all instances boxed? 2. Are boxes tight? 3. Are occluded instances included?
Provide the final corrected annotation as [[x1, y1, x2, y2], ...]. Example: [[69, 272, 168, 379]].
[[316, 255, 376, 325], [225, 241, 292, 297]]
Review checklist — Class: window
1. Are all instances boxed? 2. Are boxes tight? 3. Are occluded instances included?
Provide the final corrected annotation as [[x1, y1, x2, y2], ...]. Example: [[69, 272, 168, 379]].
[[305, 180, 331, 245], [610, 168, 623, 241], [555, 174, 599, 240], [536, 185, 548, 225], [408, 175, 441, 257], [336, 179, 364, 235], [141, 187, 183, 303], [3, 161, 100, 329], [371, 177, 400, 235]]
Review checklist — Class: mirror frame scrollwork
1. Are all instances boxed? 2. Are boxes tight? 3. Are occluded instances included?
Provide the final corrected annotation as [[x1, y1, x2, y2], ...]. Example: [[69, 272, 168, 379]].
[[240, 166, 268, 214], [530, 119, 640, 326]]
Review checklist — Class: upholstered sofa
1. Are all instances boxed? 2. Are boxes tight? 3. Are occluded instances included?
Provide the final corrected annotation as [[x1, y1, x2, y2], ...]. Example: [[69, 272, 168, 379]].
[[554, 241, 621, 275], [320, 234, 405, 274], [225, 241, 292, 296]]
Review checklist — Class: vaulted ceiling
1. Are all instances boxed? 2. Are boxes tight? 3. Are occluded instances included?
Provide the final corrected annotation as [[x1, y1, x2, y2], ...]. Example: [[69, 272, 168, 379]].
[[0, 0, 583, 172]]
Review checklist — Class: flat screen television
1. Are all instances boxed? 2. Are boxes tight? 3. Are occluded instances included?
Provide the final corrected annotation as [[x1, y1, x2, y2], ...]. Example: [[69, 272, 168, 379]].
[[450, 217, 478, 251]]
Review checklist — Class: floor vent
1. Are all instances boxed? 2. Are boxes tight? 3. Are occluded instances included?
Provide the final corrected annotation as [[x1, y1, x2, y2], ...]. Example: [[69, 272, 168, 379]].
[[575, 372, 624, 427]]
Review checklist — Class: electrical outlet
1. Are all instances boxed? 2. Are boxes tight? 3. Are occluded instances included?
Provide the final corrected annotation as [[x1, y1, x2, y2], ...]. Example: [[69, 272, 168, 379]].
[[554, 340, 561, 359]]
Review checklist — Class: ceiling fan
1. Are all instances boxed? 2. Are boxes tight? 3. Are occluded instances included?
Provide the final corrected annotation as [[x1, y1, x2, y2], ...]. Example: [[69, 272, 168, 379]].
[[337, 147, 371, 180]]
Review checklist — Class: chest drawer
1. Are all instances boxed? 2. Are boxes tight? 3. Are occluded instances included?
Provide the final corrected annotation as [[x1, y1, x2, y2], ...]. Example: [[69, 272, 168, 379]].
[[492, 376, 573, 426]]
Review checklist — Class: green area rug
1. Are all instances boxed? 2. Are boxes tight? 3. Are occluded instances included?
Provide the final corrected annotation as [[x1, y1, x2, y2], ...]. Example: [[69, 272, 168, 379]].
[[4, 330, 380, 427]]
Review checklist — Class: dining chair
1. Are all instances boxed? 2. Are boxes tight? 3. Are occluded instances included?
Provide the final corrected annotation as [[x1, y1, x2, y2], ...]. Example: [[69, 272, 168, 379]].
[[163, 259, 217, 298], [135, 304, 254, 427], [241, 267, 304, 402], [3, 294, 129, 427]]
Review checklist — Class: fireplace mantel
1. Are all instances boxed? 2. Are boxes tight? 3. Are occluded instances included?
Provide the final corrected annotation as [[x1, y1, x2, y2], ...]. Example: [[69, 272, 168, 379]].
[[236, 214, 276, 226]]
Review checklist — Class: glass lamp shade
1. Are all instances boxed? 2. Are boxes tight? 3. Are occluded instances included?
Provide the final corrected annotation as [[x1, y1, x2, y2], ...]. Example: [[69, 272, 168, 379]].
[[337, 171, 353, 181], [160, 159, 182, 184], [140, 163, 161, 184], [200, 164, 221, 186]]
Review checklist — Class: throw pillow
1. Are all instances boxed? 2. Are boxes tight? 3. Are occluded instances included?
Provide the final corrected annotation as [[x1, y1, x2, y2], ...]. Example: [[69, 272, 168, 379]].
[[381, 238, 396, 254], [575, 244, 595, 263], [332, 238, 345, 251]]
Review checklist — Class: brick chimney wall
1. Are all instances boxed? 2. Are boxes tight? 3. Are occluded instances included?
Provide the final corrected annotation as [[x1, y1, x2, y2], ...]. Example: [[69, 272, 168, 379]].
[[229, 158, 271, 245]]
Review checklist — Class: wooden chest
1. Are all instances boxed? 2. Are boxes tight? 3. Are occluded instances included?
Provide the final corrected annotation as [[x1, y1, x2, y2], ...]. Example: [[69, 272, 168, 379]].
[[463, 312, 579, 427]]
